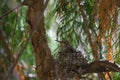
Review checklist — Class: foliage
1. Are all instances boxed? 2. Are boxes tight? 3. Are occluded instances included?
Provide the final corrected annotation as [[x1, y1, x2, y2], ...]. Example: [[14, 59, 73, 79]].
[[0, 0, 35, 79], [53, 0, 120, 79], [0, 0, 120, 79]]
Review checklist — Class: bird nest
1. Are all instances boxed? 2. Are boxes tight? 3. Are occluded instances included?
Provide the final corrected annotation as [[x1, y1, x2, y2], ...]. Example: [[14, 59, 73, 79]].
[[55, 50, 88, 79]]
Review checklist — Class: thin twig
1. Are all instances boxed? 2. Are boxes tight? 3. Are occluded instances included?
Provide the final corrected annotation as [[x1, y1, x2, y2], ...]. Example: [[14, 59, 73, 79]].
[[0, 29, 14, 61], [104, 72, 112, 80], [78, 0, 99, 60], [0, 4, 22, 20], [4, 35, 30, 80]]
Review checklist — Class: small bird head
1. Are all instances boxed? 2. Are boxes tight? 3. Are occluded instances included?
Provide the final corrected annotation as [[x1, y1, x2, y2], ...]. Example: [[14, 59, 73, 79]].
[[56, 40, 71, 52]]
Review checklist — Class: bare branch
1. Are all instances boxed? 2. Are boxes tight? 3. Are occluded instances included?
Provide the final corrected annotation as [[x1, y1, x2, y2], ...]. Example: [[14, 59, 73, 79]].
[[0, 4, 22, 20], [4, 35, 30, 80], [0, 29, 14, 62], [82, 60, 120, 74]]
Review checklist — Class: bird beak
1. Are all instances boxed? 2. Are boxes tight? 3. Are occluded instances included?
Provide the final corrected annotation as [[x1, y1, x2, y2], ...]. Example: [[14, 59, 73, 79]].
[[55, 40, 60, 42], [55, 40, 64, 44]]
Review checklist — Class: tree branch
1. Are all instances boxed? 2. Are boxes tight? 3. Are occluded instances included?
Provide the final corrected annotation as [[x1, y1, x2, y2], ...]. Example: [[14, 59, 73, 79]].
[[0, 29, 14, 62], [4, 35, 30, 80], [0, 4, 22, 20], [78, 1, 99, 60], [82, 60, 120, 75]]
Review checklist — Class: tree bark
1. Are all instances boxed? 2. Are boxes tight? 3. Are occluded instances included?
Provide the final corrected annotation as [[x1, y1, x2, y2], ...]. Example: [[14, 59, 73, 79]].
[[23, 0, 55, 80]]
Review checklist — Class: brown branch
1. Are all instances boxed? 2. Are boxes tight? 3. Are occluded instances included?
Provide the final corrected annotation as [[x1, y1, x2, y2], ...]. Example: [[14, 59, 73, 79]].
[[4, 0, 50, 79], [104, 72, 112, 80], [0, 29, 14, 62], [25, 0, 56, 80], [3, 0, 50, 79], [0, 4, 22, 20], [4, 35, 30, 80], [78, 1, 99, 60], [82, 60, 120, 74]]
